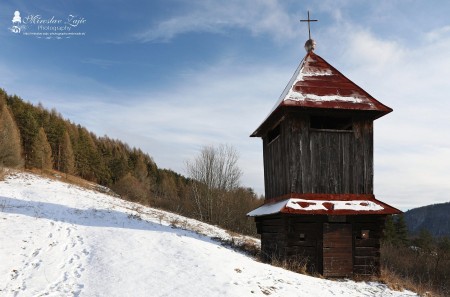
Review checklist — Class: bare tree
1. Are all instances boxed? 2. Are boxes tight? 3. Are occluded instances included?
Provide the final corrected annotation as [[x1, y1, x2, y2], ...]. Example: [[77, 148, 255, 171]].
[[186, 144, 242, 222]]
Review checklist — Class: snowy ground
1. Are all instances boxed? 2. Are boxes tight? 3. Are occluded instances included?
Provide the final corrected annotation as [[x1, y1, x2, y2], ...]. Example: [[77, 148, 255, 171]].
[[0, 171, 418, 297]]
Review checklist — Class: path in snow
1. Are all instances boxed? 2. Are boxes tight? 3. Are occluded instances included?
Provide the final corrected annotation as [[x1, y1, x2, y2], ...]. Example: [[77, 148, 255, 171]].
[[0, 171, 418, 297]]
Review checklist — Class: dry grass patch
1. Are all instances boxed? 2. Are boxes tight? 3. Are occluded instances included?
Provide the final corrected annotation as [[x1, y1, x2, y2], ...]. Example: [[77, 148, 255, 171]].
[[26, 168, 119, 197], [381, 242, 449, 297], [0, 167, 6, 181], [380, 268, 413, 292], [270, 255, 310, 275]]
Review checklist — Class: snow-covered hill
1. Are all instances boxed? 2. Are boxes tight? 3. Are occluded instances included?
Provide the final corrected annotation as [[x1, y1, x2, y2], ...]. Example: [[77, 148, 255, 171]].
[[0, 171, 417, 297]]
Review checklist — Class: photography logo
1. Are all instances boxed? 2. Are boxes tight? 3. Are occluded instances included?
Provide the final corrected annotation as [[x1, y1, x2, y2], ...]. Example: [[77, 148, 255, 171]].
[[10, 11, 25, 33], [8, 10, 87, 39]]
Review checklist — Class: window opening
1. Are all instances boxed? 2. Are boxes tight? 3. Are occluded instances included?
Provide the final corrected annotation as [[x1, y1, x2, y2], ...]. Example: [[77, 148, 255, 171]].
[[299, 233, 306, 241], [310, 116, 353, 131], [361, 230, 370, 239], [267, 124, 280, 144]]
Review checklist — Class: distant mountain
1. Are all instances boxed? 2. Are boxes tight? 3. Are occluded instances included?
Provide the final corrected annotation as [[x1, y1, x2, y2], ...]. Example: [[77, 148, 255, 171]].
[[404, 202, 450, 238]]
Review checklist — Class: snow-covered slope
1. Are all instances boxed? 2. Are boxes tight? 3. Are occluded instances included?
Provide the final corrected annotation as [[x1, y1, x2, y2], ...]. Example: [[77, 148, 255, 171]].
[[0, 171, 417, 297]]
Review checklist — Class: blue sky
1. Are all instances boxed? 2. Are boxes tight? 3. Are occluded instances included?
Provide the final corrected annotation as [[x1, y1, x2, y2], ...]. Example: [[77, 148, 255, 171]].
[[1, 0, 450, 210]]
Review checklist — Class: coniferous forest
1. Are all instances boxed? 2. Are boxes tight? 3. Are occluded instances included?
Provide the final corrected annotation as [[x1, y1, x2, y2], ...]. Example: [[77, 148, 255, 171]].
[[0, 88, 261, 236]]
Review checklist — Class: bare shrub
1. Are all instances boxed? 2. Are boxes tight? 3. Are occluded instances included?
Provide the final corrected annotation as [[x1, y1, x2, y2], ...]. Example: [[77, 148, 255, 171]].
[[170, 218, 180, 228], [381, 242, 450, 296], [112, 173, 150, 204]]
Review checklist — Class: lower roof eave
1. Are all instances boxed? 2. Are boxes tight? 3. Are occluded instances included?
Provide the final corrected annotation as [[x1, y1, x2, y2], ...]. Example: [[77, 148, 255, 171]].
[[247, 194, 402, 217]]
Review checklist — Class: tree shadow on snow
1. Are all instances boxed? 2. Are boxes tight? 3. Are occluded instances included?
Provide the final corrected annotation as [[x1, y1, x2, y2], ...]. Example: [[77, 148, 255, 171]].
[[0, 196, 224, 247]]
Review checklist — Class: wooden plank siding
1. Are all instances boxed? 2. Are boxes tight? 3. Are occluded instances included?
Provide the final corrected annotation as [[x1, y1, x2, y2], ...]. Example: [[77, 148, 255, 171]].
[[255, 214, 386, 277], [285, 219, 323, 274], [348, 215, 385, 276], [262, 114, 374, 199], [256, 215, 327, 274], [255, 215, 288, 261]]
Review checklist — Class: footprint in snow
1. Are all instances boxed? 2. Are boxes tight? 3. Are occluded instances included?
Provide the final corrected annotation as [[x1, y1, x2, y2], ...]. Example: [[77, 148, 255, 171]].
[[31, 260, 41, 269], [31, 248, 41, 257]]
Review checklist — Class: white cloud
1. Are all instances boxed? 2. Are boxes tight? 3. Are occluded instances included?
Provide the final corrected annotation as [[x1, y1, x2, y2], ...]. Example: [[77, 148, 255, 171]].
[[3, 2, 450, 210], [135, 0, 299, 43], [321, 25, 450, 210], [6, 57, 290, 195], [426, 25, 450, 42]]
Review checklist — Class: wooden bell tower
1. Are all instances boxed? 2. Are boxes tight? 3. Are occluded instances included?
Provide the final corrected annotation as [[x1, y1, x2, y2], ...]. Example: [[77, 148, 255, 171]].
[[248, 13, 401, 278]]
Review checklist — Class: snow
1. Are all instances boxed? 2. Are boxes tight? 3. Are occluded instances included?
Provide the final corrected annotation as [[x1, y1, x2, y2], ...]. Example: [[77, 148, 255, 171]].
[[247, 199, 288, 217], [0, 171, 417, 297], [274, 55, 366, 111], [248, 198, 385, 217], [287, 199, 385, 211], [285, 92, 365, 104]]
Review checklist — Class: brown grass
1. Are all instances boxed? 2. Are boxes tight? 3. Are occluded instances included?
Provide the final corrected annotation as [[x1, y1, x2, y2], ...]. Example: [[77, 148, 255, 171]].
[[25, 168, 119, 196], [26, 168, 89, 187], [270, 255, 310, 275], [380, 267, 417, 293], [0, 167, 6, 181]]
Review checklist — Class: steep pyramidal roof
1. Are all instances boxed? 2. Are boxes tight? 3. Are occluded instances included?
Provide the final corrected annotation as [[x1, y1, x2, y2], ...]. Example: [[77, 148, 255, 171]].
[[251, 51, 392, 137]]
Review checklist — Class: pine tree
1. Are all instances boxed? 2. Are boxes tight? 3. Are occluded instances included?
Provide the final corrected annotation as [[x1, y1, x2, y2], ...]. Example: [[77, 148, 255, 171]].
[[383, 215, 397, 244], [394, 214, 409, 246], [414, 229, 434, 252], [31, 127, 53, 170], [133, 152, 149, 183], [44, 108, 66, 170], [383, 214, 410, 247], [74, 126, 95, 179], [8, 100, 39, 167], [0, 100, 23, 168], [60, 130, 75, 176]]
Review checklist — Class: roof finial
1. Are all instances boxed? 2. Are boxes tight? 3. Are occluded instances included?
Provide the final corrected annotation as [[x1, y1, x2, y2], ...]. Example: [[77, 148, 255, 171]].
[[300, 11, 318, 52]]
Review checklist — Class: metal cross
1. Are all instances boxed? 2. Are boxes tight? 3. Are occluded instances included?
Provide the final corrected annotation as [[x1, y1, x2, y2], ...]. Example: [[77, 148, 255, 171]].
[[300, 11, 318, 40]]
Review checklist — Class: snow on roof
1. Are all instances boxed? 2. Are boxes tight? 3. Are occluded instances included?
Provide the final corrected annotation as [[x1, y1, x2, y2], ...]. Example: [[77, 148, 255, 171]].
[[278, 52, 389, 109], [251, 51, 392, 137], [286, 92, 366, 104], [247, 199, 288, 217], [286, 199, 384, 212], [247, 195, 400, 217]]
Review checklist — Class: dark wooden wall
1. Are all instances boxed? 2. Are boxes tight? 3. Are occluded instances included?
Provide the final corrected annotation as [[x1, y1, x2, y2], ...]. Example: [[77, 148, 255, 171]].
[[256, 214, 327, 274], [255, 214, 386, 277], [348, 215, 385, 276], [263, 113, 373, 199]]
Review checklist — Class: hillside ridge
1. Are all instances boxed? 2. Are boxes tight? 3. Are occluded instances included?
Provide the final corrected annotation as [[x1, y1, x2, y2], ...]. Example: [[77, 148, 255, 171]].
[[0, 170, 417, 296], [404, 202, 450, 237]]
